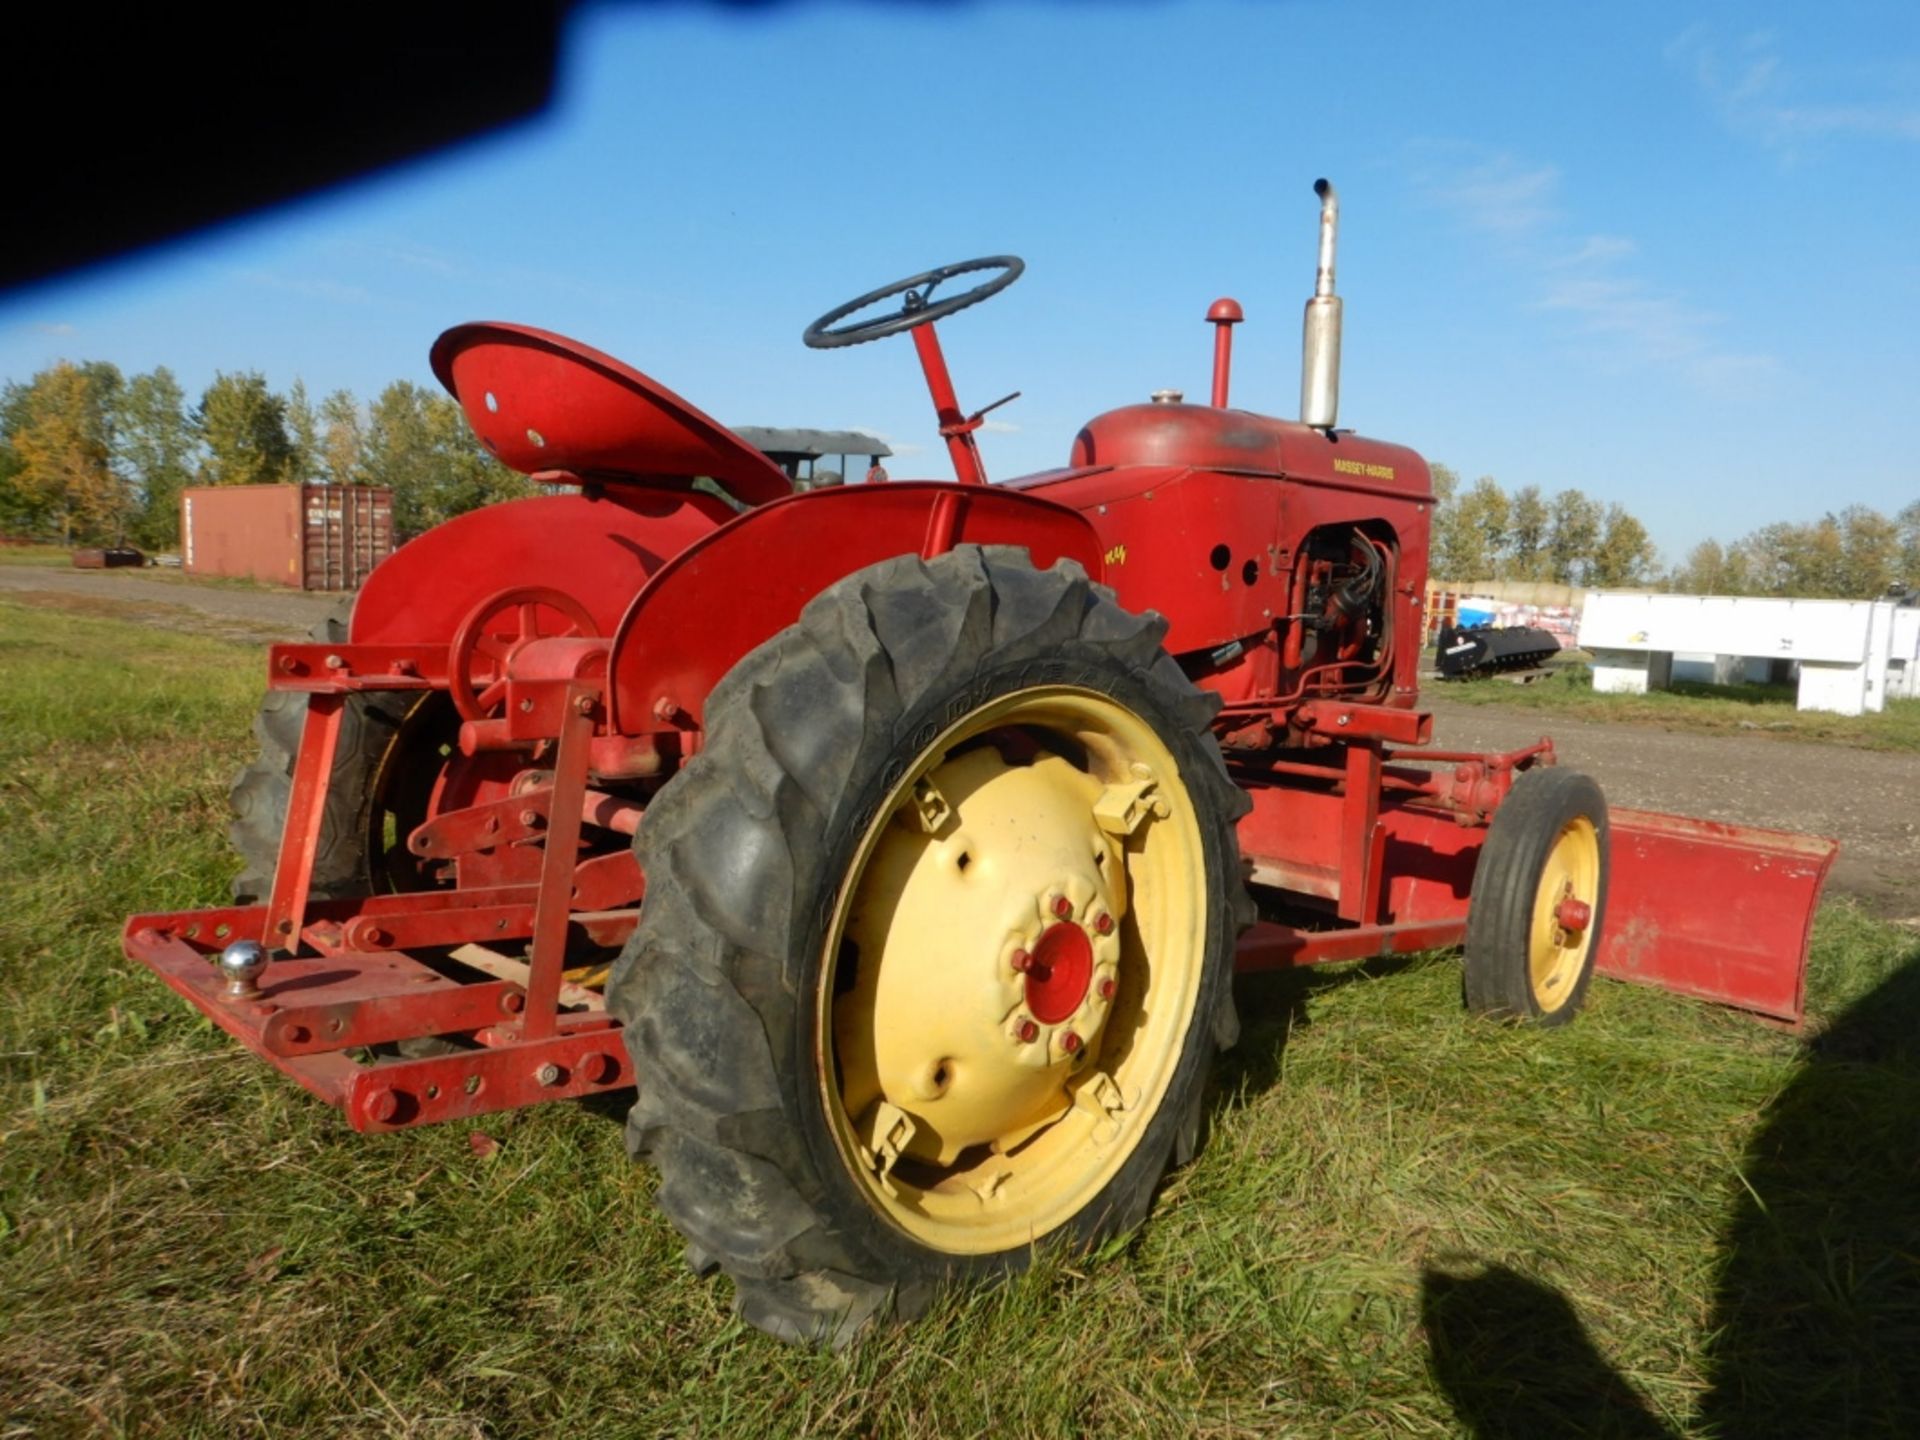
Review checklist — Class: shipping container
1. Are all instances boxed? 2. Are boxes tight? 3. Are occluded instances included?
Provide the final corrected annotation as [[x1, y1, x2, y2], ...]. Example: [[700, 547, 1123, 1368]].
[[180, 484, 393, 590]]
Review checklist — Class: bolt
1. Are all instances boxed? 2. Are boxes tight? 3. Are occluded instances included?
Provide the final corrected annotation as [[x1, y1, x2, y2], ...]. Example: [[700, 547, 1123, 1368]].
[[389, 658, 418, 677], [580, 1052, 617, 1085], [519, 698, 535, 714], [285, 1024, 310, 1045], [1016, 1019, 1039, 1044], [1061, 1031, 1083, 1054], [1336, 714, 1350, 727], [535, 1062, 563, 1086], [363, 926, 390, 948], [654, 695, 679, 723], [277, 655, 298, 673], [360, 1087, 400, 1126], [519, 808, 542, 828], [1098, 977, 1117, 1001], [1010, 948, 1033, 973], [1051, 894, 1073, 919], [1094, 912, 1114, 936], [574, 695, 595, 716], [324, 653, 346, 670], [501, 991, 525, 1014]]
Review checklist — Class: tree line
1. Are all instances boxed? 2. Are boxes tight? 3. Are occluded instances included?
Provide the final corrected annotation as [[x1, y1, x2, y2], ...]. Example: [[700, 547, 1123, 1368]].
[[1428, 465, 1917, 600], [0, 361, 534, 549], [1427, 465, 1659, 589], [1666, 504, 1920, 601]]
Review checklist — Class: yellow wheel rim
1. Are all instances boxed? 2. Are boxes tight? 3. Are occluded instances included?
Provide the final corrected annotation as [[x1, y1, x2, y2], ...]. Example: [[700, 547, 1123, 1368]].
[[817, 686, 1209, 1255], [1528, 817, 1600, 1012]]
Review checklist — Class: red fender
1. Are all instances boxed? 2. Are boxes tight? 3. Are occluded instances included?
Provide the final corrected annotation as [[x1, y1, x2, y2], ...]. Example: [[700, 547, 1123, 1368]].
[[607, 482, 1106, 734], [349, 489, 735, 646]]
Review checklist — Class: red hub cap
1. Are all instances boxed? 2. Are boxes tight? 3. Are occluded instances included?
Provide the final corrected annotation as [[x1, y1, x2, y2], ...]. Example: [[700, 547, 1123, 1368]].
[[1554, 897, 1593, 933], [1024, 921, 1094, 1024]]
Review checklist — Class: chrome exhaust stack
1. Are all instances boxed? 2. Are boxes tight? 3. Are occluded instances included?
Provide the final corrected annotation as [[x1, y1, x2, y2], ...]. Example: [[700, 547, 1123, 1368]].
[[1300, 177, 1342, 430]]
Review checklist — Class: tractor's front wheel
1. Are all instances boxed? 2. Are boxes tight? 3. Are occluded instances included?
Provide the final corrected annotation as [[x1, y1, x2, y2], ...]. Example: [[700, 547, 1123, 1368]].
[[1463, 767, 1610, 1025], [607, 547, 1252, 1344]]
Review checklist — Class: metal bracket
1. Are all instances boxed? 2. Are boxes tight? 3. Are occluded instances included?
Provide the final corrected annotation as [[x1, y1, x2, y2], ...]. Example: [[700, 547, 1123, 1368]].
[[1072, 1069, 1126, 1145], [865, 1100, 918, 1197], [1094, 765, 1167, 836]]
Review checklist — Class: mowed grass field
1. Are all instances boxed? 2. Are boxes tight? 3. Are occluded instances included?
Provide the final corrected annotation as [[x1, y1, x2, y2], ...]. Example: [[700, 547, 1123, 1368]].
[[2, 598, 1916, 1439]]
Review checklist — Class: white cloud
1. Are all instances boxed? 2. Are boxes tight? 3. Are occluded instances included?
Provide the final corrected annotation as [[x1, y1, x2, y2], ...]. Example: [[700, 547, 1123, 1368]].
[[1668, 27, 1920, 156], [1412, 148, 1560, 237], [229, 268, 372, 305], [1410, 144, 1777, 391]]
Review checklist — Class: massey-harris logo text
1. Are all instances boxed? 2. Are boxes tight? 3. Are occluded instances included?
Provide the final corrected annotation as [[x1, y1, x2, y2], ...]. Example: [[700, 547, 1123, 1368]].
[[1332, 458, 1395, 480]]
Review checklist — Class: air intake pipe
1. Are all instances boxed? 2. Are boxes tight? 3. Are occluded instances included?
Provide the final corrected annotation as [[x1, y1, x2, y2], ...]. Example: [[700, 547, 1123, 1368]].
[[1300, 178, 1342, 430]]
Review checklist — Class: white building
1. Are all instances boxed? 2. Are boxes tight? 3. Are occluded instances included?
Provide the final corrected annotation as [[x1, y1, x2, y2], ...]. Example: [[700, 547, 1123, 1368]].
[[1578, 591, 1919, 717]]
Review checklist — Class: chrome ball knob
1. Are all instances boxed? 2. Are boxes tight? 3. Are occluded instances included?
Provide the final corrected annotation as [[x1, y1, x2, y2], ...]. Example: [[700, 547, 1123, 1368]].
[[217, 939, 269, 998]]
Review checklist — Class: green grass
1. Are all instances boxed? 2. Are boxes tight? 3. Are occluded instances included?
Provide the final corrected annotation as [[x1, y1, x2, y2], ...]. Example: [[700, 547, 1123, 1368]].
[[1437, 662, 1920, 753], [0, 543, 78, 568], [3, 598, 1916, 1437]]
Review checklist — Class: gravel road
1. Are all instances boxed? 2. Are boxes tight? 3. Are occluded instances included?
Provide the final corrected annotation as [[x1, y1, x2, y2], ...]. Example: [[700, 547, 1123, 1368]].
[[5, 566, 1912, 916], [1423, 696, 1919, 920], [0, 566, 337, 642]]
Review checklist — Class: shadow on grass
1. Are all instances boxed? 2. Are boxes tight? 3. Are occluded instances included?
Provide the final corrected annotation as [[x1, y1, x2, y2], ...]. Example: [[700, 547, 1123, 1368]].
[[1422, 943, 1920, 1438], [1422, 1263, 1672, 1439]]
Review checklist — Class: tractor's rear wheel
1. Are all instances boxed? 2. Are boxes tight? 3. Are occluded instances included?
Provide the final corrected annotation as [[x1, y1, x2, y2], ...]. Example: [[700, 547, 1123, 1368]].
[[607, 547, 1252, 1345], [228, 607, 449, 904], [1463, 767, 1610, 1026]]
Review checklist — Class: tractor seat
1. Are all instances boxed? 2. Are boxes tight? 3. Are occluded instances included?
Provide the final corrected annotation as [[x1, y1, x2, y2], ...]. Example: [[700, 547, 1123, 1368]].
[[430, 322, 793, 507]]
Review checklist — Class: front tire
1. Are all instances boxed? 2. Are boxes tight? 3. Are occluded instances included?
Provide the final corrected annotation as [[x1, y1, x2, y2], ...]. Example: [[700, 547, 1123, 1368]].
[[606, 547, 1252, 1344], [1463, 767, 1609, 1026]]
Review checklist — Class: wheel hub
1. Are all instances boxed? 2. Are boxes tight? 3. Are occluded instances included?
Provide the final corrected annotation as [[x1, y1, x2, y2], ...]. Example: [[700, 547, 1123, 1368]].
[[835, 748, 1125, 1166], [1022, 922, 1093, 1024]]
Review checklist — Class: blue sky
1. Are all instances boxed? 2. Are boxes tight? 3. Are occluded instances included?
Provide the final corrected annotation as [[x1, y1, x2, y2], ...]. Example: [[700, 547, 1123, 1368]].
[[3, 0, 1916, 559]]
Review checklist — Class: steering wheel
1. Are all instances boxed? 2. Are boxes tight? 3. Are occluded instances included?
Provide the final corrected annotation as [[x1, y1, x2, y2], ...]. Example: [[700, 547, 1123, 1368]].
[[803, 256, 1024, 350], [448, 586, 597, 723]]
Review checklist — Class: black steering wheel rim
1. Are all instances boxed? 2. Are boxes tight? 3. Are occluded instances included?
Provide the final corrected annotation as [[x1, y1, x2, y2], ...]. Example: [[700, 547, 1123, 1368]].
[[803, 256, 1025, 349]]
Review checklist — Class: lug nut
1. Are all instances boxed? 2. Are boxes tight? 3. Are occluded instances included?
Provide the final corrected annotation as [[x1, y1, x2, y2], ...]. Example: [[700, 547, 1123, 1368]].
[[1016, 1019, 1039, 1044], [1098, 977, 1117, 1001], [1094, 912, 1114, 935], [1051, 894, 1072, 919], [1010, 948, 1033, 973], [1061, 1031, 1083, 1054]]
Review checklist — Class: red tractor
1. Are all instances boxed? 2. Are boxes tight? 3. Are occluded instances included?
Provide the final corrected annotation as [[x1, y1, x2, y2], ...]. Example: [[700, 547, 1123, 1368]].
[[126, 181, 1834, 1344]]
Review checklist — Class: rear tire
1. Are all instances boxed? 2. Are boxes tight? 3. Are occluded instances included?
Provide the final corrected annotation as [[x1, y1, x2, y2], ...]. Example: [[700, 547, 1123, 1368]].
[[606, 546, 1253, 1345], [1463, 767, 1609, 1026], [228, 607, 436, 904]]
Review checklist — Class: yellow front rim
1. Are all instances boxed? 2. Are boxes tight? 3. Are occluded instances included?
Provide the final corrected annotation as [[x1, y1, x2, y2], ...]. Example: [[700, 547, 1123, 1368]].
[[1528, 817, 1600, 1011], [817, 686, 1209, 1255]]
